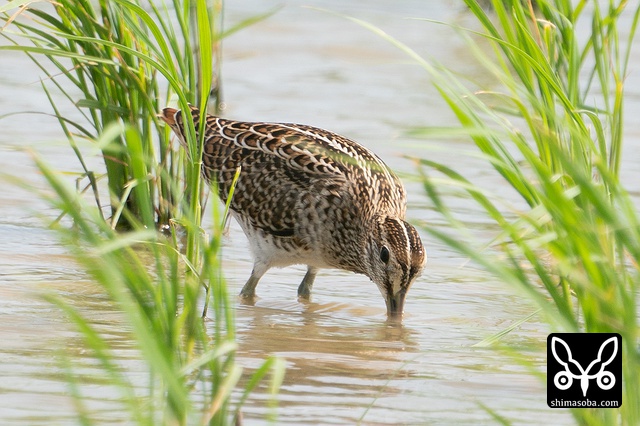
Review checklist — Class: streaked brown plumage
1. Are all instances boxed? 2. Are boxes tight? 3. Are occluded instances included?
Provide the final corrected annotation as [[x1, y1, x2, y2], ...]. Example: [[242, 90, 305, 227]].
[[160, 106, 426, 317]]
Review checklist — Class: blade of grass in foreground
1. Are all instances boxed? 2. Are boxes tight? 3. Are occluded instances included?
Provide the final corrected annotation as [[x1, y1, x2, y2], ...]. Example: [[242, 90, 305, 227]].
[[1, 0, 275, 229], [26, 124, 283, 424], [4, 0, 285, 423], [335, 1, 639, 424], [423, 1, 639, 424]]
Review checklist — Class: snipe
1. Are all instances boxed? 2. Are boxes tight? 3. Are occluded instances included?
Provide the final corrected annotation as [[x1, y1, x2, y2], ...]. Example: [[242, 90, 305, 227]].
[[160, 106, 426, 317]]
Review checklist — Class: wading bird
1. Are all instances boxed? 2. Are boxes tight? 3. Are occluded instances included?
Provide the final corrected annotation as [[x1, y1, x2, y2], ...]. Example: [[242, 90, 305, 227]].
[[161, 106, 425, 317]]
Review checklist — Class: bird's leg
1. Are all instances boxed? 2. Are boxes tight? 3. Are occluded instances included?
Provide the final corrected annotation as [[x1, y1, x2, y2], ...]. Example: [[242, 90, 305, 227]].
[[297, 266, 318, 299], [240, 264, 268, 299]]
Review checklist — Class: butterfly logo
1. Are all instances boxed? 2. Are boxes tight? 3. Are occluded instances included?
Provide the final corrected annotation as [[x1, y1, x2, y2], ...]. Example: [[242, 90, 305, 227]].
[[551, 335, 618, 397]]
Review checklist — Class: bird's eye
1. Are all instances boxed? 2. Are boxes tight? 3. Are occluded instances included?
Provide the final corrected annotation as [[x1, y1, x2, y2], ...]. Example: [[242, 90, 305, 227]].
[[380, 245, 390, 263]]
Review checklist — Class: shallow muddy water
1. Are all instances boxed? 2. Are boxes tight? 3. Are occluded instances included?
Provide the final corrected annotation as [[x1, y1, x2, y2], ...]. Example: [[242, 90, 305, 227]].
[[2, 1, 639, 425]]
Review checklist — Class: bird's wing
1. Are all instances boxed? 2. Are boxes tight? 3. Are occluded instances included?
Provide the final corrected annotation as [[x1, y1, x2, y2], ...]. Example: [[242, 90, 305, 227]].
[[208, 116, 407, 215], [163, 107, 407, 235], [201, 122, 355, 237]]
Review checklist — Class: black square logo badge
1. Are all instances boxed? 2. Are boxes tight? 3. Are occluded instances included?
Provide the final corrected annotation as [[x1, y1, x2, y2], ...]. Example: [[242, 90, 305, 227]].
[[547, 333, 622, 408]]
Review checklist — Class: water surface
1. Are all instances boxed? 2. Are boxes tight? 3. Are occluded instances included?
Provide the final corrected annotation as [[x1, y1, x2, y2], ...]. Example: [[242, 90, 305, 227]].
[[2, 1, 639, 424]]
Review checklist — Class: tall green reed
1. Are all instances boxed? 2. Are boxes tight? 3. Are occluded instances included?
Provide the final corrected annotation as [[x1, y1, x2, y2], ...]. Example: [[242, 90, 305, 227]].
[[341, 0, 639, 424], [3, 0, 283, 423], [0, 0, 271, 229], [416, 1, 639, 424], [28, 124, 284, 425]]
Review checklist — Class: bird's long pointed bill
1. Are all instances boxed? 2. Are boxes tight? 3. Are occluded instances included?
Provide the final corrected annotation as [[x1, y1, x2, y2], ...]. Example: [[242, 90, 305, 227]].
[[386, 290, 406, 318]]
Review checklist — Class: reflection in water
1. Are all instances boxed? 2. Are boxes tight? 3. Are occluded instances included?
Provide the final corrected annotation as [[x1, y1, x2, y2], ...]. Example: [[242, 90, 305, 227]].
[[231, 301, 422, 424], [237, 299, 418, 357]]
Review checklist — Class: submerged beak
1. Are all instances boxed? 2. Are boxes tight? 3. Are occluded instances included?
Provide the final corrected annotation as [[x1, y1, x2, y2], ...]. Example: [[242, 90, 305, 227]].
[[385, 289, 407, 318]]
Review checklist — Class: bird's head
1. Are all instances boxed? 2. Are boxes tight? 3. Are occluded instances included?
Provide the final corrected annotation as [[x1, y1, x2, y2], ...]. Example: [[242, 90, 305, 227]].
[[366, 216, 426, 318]]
